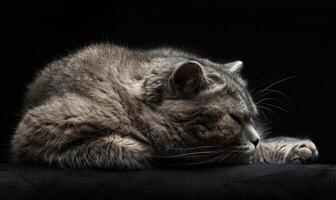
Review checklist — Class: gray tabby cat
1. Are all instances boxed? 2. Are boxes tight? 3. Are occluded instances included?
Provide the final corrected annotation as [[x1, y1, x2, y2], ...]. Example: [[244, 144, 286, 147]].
[[10, 44, 318, 169]]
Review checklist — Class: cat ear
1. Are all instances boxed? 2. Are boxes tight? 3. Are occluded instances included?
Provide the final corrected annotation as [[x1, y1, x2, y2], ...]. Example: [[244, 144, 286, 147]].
[[226, 61, 243, 73], [168, 61, 206, 97]]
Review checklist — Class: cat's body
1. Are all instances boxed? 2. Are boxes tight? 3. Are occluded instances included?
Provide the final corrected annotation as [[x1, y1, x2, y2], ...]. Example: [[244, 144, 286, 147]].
[[11, 44, 318, 169]]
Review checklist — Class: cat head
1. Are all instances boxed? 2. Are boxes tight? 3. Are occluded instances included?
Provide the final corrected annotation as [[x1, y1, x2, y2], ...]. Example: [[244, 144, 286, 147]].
[[143, 56, 260, 165]]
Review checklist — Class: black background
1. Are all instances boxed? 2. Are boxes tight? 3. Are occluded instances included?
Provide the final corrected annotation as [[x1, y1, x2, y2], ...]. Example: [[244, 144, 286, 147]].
[[0, 2, 335, 163]]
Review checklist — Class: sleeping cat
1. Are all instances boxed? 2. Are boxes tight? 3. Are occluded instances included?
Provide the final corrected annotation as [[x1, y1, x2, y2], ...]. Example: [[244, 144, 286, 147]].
[[10, 44, 318, 169]]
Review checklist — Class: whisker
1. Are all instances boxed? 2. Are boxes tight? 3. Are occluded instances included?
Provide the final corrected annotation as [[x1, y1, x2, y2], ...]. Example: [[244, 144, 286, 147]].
[[256, 88, 294, 106], [153, 146, 246, 166], [257, 105, 276, 122], [225, 152, 241, 162], [249, 72, 279, 94], [170, 145, 223, 151], [261, 102, 289, 113], [158, 152, 228, 166], [253, 76, 297, 109], [256, 97, 283, 106], [258, 106, 270, 122], [258, 105, 275, 114], [153, 150, 222, 159], [259, 75, 297, 94]]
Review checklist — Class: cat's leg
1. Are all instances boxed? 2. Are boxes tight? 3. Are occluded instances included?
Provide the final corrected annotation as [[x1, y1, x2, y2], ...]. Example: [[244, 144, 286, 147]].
[[11, 95, 152, 169], [252, 137, 318, 164]]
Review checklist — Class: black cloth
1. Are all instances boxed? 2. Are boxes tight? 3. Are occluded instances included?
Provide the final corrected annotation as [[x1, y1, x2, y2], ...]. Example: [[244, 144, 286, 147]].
[[0, 164, 335, 200]]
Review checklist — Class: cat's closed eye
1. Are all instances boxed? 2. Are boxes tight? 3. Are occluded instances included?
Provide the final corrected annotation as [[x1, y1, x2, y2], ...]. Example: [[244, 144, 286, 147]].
[[229, 113, 242, 125]]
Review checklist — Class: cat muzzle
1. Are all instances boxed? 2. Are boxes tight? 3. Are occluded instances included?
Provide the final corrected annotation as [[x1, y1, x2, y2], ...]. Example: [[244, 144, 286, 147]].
[[243, 123, 260, 147]]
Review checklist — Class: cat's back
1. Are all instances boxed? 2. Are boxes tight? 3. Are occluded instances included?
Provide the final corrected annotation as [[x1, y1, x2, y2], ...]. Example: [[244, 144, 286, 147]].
[[24, 44, 152, 108]]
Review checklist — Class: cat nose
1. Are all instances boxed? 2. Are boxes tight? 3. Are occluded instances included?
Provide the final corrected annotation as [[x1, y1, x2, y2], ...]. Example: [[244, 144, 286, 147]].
[[251, 138, 259, 147], [243, 123, 260, 147]]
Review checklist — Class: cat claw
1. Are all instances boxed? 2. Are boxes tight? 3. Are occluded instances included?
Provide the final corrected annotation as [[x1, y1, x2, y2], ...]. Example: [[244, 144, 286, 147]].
[[285, 140, 318, 164]]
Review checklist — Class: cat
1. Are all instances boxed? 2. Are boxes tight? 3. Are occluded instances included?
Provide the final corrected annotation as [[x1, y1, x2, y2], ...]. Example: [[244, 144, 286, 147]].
[[10, 44, 318, 169]]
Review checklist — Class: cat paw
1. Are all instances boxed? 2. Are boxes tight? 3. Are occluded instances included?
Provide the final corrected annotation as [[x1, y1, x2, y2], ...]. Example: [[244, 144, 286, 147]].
[[285, 140, 318, 164]]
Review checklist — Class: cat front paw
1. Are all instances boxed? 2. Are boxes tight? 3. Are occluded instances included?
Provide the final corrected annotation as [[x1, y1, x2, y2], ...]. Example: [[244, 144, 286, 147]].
[[285, 140, 318, 164]]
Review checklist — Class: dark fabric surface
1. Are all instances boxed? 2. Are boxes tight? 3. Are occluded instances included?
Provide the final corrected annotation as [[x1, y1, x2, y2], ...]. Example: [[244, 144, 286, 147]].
[[0, 164, 335, 200]]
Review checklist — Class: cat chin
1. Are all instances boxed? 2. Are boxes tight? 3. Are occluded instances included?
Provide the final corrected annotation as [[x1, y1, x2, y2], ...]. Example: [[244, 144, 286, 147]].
[[231, 142, 256, 155], [243, 142, 257, 154]]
